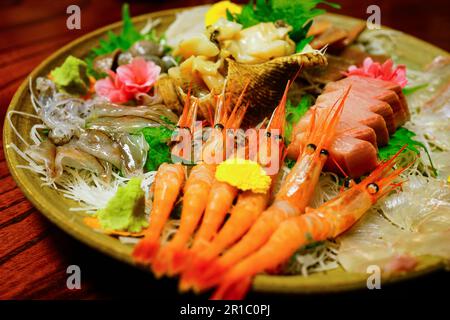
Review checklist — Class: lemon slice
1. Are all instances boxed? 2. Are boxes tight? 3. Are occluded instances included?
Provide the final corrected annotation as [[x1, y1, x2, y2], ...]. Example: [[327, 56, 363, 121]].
[[205, 1, 242, 26]]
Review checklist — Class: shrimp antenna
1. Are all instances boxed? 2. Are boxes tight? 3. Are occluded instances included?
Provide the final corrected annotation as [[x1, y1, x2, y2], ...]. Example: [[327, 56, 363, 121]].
[[178, 85, 192, 127], [226, 81, 250, 129], [316, 85, 351, 149], [267, 80, 289, 136]]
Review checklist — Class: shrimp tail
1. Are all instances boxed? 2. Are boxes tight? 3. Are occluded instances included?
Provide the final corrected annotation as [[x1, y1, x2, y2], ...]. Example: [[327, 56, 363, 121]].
[[190, 258, 231, 293], [151, 247, 172, 278], [178, 254, 215, 292], [210, 275, 252, 300], [132, 239, 160, 265], [171, 247, 191, 276], [152, 241, 189, 277]]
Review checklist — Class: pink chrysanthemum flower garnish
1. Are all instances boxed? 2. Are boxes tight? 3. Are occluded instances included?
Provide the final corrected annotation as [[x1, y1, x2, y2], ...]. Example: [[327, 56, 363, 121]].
[[117, 57, 161, 94], [346, 57, 408, 88], [95, 71, 133, 103], [95, 57, 161, 103]]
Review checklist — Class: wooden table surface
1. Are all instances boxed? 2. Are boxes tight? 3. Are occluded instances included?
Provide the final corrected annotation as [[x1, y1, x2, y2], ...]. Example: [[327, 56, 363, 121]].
[[0, 0, 449, 300]]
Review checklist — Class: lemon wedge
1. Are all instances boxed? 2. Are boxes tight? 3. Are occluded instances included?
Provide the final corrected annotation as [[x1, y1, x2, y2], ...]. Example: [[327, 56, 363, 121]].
[[205, 1, 242, 26]]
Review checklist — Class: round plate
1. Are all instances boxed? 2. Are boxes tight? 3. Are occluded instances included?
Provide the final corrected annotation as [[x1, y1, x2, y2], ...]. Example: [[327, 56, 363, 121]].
[[3, 7, 449, 294]]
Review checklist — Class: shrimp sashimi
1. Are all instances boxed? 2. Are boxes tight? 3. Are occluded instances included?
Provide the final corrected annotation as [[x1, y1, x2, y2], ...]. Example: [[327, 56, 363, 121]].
[[179, 81, 289, 292], [211, 146, 409, 300], [151, 87, 249, 277], [193, 86, 351, 291], [132, 91, 196, 264], [191, 181, 239, 251], [186, 91, 249, 254], [152, 162, 216, 277]]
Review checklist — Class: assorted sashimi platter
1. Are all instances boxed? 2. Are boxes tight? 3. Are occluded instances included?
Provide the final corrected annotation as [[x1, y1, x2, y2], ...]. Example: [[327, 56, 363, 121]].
[[4, 1, 449, 299]]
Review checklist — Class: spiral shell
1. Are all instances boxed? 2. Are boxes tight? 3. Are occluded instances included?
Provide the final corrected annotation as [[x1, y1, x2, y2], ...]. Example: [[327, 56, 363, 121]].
[[225, 51, 328, 124]]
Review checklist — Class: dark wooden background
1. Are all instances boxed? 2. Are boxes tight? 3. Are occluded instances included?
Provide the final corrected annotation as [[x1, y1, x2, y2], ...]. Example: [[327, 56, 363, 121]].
[[0, 0, 449, 300]]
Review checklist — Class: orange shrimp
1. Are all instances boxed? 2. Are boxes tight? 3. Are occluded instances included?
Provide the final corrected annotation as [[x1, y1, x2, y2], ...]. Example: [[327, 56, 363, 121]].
[[151, 87, 249, 277], [211, 146, 410, 299], [179, 81, 289, 292], [132, 90, 196, 264], [192, 86, 352, 291]]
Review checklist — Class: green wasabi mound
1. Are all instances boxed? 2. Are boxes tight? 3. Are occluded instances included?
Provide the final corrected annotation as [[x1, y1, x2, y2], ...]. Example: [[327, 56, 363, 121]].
[[51, 55, 90, 95], [97, 177, 148, 233]]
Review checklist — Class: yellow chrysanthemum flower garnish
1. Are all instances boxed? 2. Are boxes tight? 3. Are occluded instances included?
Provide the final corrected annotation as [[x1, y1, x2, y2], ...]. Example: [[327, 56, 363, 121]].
[[205, 1, 242, 26], [215, 158, 271, 194]]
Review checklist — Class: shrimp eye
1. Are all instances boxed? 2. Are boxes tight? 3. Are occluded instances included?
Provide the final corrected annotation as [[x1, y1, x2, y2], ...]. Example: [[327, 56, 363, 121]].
[[320, 149, 329, 156], [274, 134, 283, 142], [367, 183, 379, 194], [214, 123, 224, 130], [306, 143, 317, 152], [343, 177, 355, 188], [266, 131, 272, 138]]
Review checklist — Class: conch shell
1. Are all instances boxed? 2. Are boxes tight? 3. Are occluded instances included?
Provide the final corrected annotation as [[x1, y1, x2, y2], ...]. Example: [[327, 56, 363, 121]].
[[225, 51, 327, 124], [162, 51, 327, 125]]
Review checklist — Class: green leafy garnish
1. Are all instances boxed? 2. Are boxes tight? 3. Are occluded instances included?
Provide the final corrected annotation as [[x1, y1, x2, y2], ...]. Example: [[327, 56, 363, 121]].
[[296, 35, 314, 52], [159, 115, 176, 126], [227, 0, 339, 49], [378, 128, 424, 159], [285, 95, 314, 144], [85, 4, 144, 78], [378, 127, 436, 174], [140, 126, 174, 172], [402, 83, 428, 96]]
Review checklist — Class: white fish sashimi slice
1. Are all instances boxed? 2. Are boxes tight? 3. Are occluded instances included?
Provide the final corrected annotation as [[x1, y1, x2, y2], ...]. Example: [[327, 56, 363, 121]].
[[337, 210, 404, 273], [337, 175, 450, 274], [381, 175, 450, 232]]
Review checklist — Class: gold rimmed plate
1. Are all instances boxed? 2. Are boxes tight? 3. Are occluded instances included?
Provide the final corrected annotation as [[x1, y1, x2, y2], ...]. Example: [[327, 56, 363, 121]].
[[3, 7, 449, 294]]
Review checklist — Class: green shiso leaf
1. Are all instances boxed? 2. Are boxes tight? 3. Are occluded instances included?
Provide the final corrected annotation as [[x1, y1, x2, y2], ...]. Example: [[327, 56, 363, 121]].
[[227, 0, 339, 46], [85, 4, 146, 78], [285, 95, 314, 144], [140, 126, 174, 172], [378, 127, 436, 174]]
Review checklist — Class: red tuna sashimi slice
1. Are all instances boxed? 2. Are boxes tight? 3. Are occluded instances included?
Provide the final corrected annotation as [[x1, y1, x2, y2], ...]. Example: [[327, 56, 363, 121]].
[[324, 78, 408, 128], [287, 107, 379, 177], [345, 76, 410, 119], [326, 135, 378, 178], [317, 90, 395, 134]]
